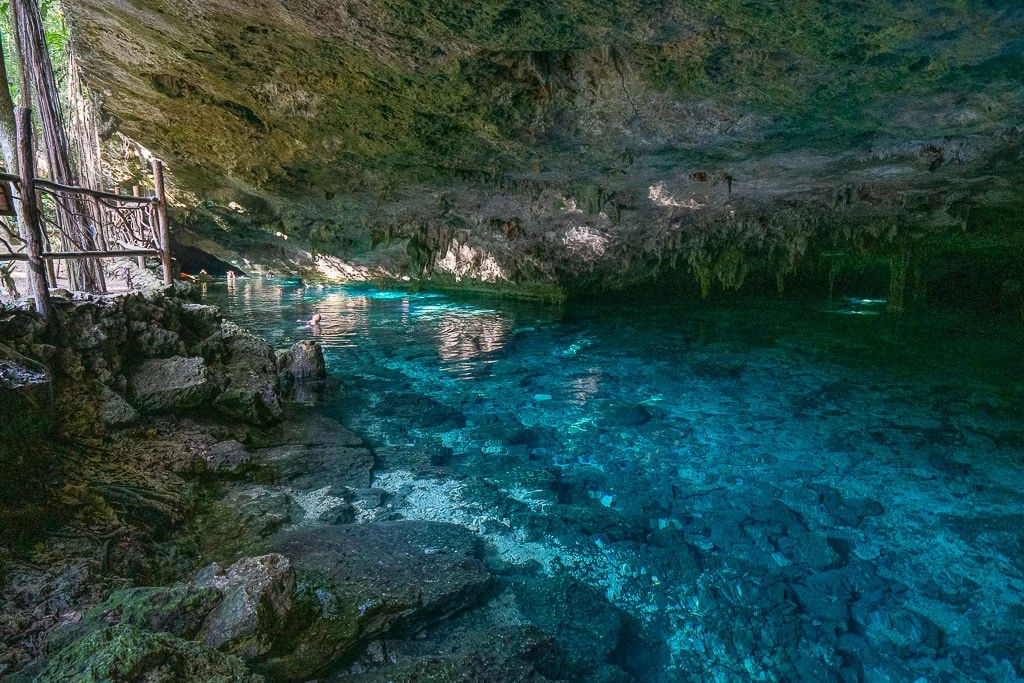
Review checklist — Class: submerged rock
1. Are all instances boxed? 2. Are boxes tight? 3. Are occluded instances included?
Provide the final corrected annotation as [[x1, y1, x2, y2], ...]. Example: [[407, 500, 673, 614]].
[[128, 356, 213, 412], [337, 626, 571, 683], [507, 575, 624, 675], [261, 521, 492, 681], [193, 554, 296, 659], [375, 392, 466, 429]]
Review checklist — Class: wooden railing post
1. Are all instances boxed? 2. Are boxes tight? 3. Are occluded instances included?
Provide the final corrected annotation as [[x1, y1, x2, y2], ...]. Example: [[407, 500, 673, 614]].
[[15, 107, 50, 319], [150, 158, 172, 285]]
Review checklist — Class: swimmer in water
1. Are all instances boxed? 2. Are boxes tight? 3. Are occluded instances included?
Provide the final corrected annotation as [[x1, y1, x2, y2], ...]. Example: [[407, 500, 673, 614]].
[[308, 313, 322, 326]]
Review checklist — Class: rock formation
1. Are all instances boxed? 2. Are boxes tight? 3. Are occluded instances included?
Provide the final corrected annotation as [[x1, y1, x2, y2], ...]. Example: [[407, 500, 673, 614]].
[[61, 0, 1024, 300]]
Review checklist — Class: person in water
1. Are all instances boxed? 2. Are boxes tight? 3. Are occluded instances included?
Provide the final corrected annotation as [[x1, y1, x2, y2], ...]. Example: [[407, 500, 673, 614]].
[[226, 270, 236, 281], [197, 269, 213, 284], [304, 313, 322, 336], [266, 271, 276, 279]]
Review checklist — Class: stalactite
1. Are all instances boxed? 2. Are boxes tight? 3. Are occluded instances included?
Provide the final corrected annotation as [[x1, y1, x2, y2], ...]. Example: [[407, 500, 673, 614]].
[[827, 259, 842, 300], [888, 250, 911, 315]]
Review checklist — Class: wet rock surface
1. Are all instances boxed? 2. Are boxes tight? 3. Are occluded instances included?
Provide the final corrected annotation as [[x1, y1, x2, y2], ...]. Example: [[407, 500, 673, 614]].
[[9, 623, 263, 683], [277, 339, 327, 384], [260, 521, 493, 680], [193, 553, 295, 658]]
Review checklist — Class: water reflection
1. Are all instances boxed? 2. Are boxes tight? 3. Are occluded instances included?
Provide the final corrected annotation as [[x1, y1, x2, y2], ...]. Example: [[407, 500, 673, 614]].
[[209, 281, 517, 378], [435, 311, 512, 375]]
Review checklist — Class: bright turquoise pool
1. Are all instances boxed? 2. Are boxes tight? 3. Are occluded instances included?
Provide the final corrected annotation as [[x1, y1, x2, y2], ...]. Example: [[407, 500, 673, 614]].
[[208, 279, 1024, 682]]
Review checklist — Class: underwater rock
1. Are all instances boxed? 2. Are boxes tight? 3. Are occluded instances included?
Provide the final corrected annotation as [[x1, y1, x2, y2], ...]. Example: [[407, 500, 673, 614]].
[[128, 356, 214, 412], [98, 384, 138, 426], [507, 575, 624, 675], [594, 402, 652, 429], [9, 623, 262, 682], [863, 608, 943, 657], [260, 521, 492, 680], [193, 553, 296, 659], [375, 392, 467, 429], [336, 625, 574, 683]]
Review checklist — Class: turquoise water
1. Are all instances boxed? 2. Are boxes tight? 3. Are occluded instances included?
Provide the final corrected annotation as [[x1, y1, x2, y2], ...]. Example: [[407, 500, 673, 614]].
[[208, 280, 1024, 682]]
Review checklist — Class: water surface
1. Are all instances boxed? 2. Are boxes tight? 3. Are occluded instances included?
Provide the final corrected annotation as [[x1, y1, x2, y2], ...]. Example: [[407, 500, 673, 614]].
[[208, 280, 1024, 682]]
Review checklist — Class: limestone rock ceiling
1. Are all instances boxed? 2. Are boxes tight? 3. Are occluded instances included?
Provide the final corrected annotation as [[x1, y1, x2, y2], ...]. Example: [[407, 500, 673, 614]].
[[63, 0, 1024, 292]]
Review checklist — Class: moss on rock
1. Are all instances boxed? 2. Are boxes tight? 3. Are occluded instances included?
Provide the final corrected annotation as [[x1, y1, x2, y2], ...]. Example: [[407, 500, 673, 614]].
[[10, 623, 262, 683]]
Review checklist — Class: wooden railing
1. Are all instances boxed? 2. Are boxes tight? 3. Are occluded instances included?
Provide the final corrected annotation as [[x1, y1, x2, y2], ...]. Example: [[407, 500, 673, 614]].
[[0, 107, 172, 318]]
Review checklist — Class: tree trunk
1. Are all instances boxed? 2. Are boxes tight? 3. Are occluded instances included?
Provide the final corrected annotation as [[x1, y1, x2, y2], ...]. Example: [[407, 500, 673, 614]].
[[11, 0, 104, 293], [0, 30, 27, 262], [0, 32, 18, 175]]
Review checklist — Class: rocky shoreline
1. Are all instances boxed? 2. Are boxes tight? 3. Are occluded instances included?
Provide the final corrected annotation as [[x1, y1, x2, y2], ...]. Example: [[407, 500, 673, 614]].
[[0, 288, 632, 681]]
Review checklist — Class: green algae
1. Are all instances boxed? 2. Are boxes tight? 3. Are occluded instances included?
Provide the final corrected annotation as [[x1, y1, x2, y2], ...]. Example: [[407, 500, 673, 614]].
[[9, 623, 262, 683]]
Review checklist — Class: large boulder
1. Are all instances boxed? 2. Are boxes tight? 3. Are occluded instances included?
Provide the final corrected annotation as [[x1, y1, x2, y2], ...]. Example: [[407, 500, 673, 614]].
[[251, 413, 374, 491], [128, 356, 214, 412], [194, 554, 296, 659], [277, 340, 326, 383], [201, 439, 253, 474], [195, 485, 303, 562], [261, 521, 492, 681], [212, 322, 282, 425], [276, 340, 328, 404]]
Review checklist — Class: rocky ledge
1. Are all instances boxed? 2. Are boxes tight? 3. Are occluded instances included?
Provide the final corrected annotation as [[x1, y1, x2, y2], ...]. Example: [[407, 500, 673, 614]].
[[0, 290, 634, 681]]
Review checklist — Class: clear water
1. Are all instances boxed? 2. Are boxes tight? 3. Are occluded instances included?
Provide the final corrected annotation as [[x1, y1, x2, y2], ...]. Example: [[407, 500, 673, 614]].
[[207, 280, 1024, 682]]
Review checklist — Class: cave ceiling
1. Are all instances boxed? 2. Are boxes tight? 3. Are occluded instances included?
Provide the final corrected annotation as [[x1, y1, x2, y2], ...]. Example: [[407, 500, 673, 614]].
[[63, 0, 1024, 291]]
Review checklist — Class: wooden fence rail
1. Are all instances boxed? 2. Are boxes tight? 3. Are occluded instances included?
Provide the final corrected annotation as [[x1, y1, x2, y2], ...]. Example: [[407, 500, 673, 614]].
[[0, 106, 173, 319]]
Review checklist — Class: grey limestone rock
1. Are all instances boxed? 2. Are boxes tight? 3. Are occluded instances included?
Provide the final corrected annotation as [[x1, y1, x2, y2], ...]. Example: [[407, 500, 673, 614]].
[[194, 553, 296, 659], [277, 340, 327, 383], [203, 439, 252, 473], [129, 356, 213, 412], [212, 321, 283, 425], [99, 384, 139, 426], [260, 521, 492, 681]]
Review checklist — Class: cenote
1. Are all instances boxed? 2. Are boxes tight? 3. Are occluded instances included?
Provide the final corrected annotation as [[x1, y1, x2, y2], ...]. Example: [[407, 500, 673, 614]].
[[3, 1, 1024, 681], [203, 279, 1024, 681]]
